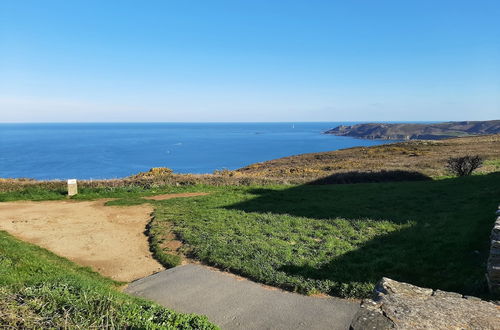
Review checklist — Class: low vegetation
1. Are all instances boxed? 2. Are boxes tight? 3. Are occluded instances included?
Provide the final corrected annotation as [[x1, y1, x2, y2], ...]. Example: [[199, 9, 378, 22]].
[[0, 231, 217, 329], [148, 173, 500, 299], [0, 183, 212, 202], [446, 155, 483, 176], [147, 218, 183, 268], [237, 134, 500, 179]]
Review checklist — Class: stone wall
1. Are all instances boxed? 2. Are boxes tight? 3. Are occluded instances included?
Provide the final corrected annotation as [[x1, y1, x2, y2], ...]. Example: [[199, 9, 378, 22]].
[[350, 207, 500, 329], [486, 206, 500, 294], [350, 278, 500, 329]]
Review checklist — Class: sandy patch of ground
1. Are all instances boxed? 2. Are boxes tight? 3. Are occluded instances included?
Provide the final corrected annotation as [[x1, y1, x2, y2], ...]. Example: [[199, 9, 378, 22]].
[[0, 199, 163, 282], [143, 192, 209, 201]]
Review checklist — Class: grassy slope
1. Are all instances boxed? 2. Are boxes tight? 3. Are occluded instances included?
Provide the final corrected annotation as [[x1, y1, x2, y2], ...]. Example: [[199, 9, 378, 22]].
[[150, 173, 500, 299], [0, 210, 217, 328], [237, 134, 500, 179]]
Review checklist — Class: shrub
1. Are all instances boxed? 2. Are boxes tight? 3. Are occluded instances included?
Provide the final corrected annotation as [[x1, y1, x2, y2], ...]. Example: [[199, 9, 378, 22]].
[[132, 167, 174, 179], [213, 168, 234, 177], [446, 155, 483, 176]]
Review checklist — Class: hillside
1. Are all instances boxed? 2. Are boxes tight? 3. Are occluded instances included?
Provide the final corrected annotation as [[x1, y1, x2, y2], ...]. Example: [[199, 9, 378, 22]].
[[237, 134, 500, 179], [324, 120, 500, 140]]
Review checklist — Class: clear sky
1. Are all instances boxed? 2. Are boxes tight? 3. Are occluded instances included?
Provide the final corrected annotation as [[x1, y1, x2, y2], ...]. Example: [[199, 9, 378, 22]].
[[0, 0, 499, 122]]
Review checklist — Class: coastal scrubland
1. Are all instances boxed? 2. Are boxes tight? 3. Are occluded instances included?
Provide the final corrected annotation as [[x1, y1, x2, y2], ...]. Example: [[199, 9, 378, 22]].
[[237, 134, 500, 179]]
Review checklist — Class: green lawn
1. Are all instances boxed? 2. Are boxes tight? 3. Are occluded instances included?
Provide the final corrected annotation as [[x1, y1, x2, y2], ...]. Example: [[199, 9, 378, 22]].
[[149, 173, 500, 298], [0, 230, 217, 329], [0, 184, 214, 202], [2, 172, 498, 309]]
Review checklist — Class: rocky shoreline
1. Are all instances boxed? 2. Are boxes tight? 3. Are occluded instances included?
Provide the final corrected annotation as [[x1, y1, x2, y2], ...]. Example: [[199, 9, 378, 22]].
[[325, 120, 500, 140]]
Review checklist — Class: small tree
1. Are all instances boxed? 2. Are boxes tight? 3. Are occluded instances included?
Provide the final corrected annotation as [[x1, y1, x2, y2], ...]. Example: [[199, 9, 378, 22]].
[[446, 155, 483, 176]]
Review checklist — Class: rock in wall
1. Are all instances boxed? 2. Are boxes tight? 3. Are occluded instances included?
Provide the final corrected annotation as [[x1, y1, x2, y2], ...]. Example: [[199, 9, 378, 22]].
[[350, 278, 500, 330], [487, 207, 500, 294]]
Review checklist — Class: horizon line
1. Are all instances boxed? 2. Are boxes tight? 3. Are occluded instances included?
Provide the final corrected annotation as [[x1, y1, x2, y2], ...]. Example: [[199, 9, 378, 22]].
[[0, 120, 487, 125]]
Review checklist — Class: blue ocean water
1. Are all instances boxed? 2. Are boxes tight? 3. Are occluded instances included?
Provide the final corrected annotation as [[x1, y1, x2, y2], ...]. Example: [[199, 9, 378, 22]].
[[0, 123, 392, 180]]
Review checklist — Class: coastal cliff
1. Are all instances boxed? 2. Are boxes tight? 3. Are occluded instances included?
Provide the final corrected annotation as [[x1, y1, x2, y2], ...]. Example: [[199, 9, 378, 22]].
[[324, 120, 500, 140]]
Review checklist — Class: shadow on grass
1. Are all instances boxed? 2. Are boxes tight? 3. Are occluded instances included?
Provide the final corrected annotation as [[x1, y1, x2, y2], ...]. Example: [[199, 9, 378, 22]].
[[227, 172, 500, 297], [307, 170, 431, 185]]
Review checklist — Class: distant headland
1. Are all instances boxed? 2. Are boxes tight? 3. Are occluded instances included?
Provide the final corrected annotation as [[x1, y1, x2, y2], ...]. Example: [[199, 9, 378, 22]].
[[324, 120, 500, 140]]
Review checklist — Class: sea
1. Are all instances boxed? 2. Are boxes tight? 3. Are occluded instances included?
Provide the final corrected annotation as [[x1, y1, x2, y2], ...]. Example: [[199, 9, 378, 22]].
[[0, 122, 393, 180]]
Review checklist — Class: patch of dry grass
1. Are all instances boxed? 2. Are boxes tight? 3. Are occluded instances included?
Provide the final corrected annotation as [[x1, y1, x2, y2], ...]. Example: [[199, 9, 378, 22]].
[[237, 134, 500, 179]]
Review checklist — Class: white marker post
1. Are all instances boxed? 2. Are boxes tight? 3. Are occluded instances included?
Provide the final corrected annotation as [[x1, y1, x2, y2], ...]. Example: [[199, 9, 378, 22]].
[[67, 179, 78, 196]]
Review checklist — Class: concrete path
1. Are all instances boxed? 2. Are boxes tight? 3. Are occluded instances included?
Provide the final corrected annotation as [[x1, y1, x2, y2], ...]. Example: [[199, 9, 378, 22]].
[[125, 264, 359, 330]]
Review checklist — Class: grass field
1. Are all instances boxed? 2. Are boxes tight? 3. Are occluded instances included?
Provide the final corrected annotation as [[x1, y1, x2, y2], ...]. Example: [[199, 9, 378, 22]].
[[148, 173, 500, 299], [0, 230, 217, 329], [0, 184, 211, 202], [2, 173, 499, 300]]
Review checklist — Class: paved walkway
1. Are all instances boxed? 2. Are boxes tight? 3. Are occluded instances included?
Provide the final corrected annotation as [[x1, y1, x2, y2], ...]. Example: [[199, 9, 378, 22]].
[[125, 264, 359, 330]]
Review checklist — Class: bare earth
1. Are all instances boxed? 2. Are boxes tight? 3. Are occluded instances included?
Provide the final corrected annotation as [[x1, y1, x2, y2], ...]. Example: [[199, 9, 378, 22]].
[[0, 199, 162, 282]]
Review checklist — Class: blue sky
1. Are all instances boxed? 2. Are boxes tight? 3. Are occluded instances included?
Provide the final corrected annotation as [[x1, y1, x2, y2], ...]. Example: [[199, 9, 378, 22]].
[[0, 0, 499, 122]]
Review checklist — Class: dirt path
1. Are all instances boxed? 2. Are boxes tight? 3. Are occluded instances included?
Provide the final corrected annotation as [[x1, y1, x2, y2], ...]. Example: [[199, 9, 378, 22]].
[[0, 193, 206, 282]]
